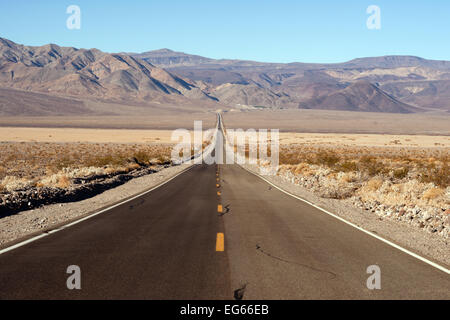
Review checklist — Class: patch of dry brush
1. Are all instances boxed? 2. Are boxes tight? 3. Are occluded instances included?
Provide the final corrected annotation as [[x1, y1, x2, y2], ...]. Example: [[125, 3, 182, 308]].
[[277, 144, 449, 237], [0, 142, 173, 192]]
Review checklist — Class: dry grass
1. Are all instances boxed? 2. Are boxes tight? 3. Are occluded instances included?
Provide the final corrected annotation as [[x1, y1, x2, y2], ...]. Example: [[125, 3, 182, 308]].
[[366, 178, 384, 191], [0, 142, 173, 192], [422, 188, 445, 201], [277, 144, 449, 213], [279, 145, 449, 188], [56, 175, 71, 189]]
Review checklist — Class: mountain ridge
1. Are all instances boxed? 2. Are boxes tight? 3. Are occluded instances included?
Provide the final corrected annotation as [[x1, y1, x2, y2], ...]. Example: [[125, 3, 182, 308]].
[[0, 37, 220, 110], [2, 37, 450, 115]]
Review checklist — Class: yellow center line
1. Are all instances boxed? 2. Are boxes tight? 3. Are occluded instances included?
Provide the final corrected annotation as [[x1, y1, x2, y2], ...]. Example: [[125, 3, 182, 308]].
[[217, 191, 221, 196], [216, 233, 224, 252], [216, 184, 220, 188], [218, 204, 223, 213]]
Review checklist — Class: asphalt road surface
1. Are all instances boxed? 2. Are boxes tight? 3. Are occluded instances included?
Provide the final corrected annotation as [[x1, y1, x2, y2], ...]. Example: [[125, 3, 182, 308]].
[[0, 120, 449, 299]]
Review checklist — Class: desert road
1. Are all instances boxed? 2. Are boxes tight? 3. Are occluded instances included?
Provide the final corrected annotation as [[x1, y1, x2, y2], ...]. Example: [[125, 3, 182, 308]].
[[0, 121, 449, 299]]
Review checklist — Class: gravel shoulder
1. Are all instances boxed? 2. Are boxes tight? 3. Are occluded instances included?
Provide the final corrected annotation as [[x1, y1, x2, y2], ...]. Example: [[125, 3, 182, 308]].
[[242, 164, 450, 268], [0, 164, 192, 248]]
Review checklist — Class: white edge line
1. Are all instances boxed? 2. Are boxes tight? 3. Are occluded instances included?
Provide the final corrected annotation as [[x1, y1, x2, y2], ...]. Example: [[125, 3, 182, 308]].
[[0, 164, 195, 256], [240, 165, 450, 275]]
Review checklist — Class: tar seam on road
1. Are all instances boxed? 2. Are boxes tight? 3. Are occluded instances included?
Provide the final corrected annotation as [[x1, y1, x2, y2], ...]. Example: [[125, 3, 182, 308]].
[[256, 244, 337, 279]]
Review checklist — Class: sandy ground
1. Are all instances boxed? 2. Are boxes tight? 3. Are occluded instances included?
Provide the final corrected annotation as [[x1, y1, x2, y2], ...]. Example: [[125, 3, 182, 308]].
[[278, 132, 450, 148], [242, 163, 450, 268], [0, 127, 193, 144], [0, 164, 192, 248]]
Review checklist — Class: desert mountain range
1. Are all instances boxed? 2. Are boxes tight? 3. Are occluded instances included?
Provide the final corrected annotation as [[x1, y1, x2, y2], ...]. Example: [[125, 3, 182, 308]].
[[1, 37, 450, 115]]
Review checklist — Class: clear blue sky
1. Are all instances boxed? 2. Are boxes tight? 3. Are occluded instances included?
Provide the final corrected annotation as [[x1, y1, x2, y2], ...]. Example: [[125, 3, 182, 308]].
[[0, 0, 449, 63]]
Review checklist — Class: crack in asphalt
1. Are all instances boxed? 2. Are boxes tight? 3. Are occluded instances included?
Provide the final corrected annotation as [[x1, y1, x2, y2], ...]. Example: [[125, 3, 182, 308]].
[[129, 199, 145, 210], [255, 244, 337, 279], [233, 283, 247, 300], [219, 204, 231, 216]]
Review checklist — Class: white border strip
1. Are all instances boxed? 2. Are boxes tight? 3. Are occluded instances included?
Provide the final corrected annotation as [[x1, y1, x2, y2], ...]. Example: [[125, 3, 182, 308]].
[[240, 165, 450, 275], [0, 165, 194, 256]]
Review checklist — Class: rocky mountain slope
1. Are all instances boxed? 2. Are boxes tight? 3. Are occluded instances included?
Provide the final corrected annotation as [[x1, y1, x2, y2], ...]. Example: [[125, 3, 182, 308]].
[[2, 36, 449, 114], [135, 49, 450, 112], [0, 37, 219, 115], [298, 81, 420, 113]]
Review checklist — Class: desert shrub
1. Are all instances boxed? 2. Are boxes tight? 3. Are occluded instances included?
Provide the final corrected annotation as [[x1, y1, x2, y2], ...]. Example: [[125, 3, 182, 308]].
[[335, 161, 358, 172], [86, 154, 128, 167], [340, 172, 358, 183], [393, 167, 409, 179], [315, 152, 340, 167], [366, 177, 384, 191], [419, 159, 449, 188], [56, 156, 76, 170], [132, 150, 151, 165], [1, 176, 33, 192], [0, 165, 6, 179], [422, 187, 445, 200], [359, 156, 387, 176], [0, 142, 174, 193], [56, 175, 71, 189], [293, 163, 309, 175], [157, 155, 169, 164]]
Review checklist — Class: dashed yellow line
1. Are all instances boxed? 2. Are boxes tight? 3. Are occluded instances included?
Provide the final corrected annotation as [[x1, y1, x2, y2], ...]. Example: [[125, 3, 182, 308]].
[[217, 204, 223, 213], [217, 191, 221, 196], [216, 184, 220, 188], [216, 233, 224, 251]]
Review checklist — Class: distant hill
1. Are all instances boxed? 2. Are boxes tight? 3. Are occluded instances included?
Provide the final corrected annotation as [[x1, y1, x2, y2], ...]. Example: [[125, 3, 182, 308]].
[[133, 49, 450, 112], [0, 87, 89, 116], [339, 56, 450, 70], [131, 49, 215, 68], [0, 38, 218, 108], [298, 81, 421, 113]]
